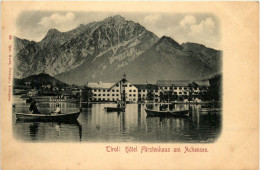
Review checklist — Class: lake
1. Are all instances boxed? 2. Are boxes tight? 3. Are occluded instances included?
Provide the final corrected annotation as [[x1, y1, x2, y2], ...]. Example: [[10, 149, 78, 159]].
[[13, 102, 221, 142]]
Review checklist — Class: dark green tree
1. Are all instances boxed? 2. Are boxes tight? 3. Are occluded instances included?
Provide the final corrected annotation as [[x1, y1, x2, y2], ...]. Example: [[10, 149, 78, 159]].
[[146, 90, 154, 101]]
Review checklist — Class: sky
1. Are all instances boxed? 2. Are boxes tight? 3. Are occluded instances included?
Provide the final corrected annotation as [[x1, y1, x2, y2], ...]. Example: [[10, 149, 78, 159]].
[[16, 11, 221, 49]]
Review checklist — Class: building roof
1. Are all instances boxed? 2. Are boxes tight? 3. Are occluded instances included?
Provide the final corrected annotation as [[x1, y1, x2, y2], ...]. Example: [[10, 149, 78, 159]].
[[134, 84, 147, 90], [148, 84, 159, 91], [193, 80, 210, 87], [134, 84, 158, 90], [87, 82, 115, 89], [157, 80, 190, 87]]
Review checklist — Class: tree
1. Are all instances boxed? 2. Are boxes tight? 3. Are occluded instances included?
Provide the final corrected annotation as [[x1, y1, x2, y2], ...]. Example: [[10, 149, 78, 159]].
[[81, 86, 93, 102], [146, 90, 154, 101], [188, 82, 199, 101]]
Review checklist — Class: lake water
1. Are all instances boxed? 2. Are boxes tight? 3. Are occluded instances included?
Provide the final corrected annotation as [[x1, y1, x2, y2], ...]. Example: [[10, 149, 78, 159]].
[[13, 102, 221, 143]]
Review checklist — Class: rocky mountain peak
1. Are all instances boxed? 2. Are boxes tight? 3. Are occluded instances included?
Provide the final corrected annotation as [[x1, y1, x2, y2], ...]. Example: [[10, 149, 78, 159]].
[[104, 15, 126, 22], [155, 36, 183, 50], [46, 28, 61, 36]]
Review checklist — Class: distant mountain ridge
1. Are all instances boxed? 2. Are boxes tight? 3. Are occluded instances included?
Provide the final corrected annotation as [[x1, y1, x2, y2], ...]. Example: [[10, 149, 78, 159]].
[[14, 73, 68, 87], [14, 15, 222, 85]]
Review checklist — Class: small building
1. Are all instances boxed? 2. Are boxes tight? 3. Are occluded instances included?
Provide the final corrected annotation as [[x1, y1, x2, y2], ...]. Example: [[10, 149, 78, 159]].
[[28, 89, 39, 97]]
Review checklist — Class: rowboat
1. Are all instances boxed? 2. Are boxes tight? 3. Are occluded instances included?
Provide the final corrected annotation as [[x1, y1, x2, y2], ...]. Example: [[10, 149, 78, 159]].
[[15, 110, 81, 122], [145, 108, 189, 117], [105, 107, 124, 112], [104, 101, 126, 112]]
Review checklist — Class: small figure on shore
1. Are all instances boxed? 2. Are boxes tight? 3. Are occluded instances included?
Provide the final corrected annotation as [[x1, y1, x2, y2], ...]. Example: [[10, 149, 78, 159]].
[[29, 98, 41, 114]]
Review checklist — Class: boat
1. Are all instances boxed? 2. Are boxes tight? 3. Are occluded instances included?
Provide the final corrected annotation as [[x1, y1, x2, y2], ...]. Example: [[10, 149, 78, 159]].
[[145, 108, 189, 117], [105, 101, 126, 112], [15, 110, 81, 122], [105, 107, 124, 112]]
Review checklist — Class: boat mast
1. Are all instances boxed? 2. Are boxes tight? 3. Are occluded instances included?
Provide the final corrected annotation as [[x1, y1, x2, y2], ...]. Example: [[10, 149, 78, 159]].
[[79, 89, 82, 111]]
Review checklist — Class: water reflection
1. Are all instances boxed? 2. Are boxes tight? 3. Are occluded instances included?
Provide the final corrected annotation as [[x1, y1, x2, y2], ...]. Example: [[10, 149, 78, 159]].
[[13, 103, 221, 142], [15, 119, 82, 142]]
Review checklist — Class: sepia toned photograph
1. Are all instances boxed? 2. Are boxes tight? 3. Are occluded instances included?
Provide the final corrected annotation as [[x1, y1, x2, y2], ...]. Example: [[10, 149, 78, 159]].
[[13, 11, 222, 142], [1, 2, 258, 170]]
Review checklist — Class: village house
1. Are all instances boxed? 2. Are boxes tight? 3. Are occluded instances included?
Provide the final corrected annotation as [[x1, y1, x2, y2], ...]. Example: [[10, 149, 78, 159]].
[[157, 80, 210, 97]]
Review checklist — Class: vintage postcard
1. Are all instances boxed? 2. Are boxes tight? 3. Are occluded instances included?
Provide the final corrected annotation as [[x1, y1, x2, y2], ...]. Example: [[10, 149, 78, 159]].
[[1, 1, 259, 169]]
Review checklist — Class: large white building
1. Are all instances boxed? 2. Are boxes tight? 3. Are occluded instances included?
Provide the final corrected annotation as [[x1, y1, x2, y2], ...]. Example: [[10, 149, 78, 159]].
[[88, 74, 138, 102]]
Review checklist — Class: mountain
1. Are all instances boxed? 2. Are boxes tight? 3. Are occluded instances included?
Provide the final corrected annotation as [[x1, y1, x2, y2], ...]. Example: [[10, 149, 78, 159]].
[[14, 73, 68, 88], [181, 42, 222, 73], [14, 15, 158, 80], [14, 15, 222, 85]]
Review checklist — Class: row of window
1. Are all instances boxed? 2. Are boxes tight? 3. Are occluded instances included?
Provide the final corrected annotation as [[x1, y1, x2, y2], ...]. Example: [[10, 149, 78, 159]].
[[93, 88, 205, 93], [93, 94, 137, 97], [115, 84, 133, 87], [159, 87, 202, 90], [92, 98, 136, 101], [93, 89, 119, 92], [93, 89, 137, 92], [137, 92, 191, 96]]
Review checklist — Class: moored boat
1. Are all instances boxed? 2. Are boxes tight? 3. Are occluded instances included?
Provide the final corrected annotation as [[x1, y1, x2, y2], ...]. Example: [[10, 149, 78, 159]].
[[15, 110, 81, 122], [145, 108, 189, 117], [105, 107, 124, 112]]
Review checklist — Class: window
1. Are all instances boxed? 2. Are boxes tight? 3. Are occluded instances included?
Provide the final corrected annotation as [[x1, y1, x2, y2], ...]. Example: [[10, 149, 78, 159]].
[[129, 94, 132, 96], [155, 90, 158, 92], [143, 90, 146, 92], [99, 89, 101, 92], [129, 90, 132, 92], [133, 94, 136, 96], [94, 89, 97, 92], [103, 89, 106, 92], [112, 90, 115, 92], [116, 94, 119, 96], [107, 94, 110, 96], [129, 85, 132, 87], [112, 94, 114, 96], [133, 90, 136, 92], [116, 90, 119, 92], [98, 94, 101, 96], [103, 94, 105, 96], [138, 90, 141, 92], [116, 84, 119, 87]]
